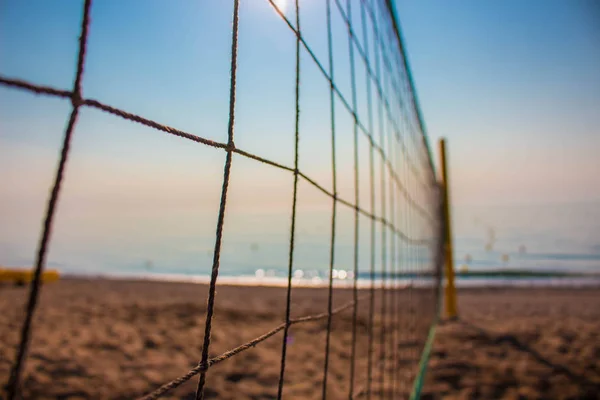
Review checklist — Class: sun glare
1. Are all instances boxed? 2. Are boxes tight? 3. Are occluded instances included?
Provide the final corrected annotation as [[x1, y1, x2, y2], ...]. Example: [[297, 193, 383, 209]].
[[273, 0, 287, 13]]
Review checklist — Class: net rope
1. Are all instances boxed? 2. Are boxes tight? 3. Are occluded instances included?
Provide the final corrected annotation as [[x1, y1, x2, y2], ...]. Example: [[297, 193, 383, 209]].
[[1, 0, 442, 398]]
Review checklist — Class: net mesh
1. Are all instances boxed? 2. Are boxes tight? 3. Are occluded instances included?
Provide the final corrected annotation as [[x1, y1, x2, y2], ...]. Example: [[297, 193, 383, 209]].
[[1, 0, 442, 398]]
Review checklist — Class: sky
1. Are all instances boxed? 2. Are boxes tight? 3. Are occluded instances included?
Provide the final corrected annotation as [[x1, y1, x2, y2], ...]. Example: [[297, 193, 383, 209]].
[[396, 0, 600, 205], [0, 0, 413, 211], [0, 0, 599, 272], [0, 0, 434, 272], [1, 0, 597, 208]]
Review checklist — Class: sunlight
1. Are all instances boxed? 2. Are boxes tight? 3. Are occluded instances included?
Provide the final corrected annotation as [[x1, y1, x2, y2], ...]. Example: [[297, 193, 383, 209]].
[[273, 0, 287, 13]]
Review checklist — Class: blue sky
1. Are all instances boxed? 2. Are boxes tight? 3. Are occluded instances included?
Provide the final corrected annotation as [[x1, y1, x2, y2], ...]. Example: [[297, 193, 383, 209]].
[[0, 0, 598, 272], [1, 0, 598, 209], [0, 0, 430, 272], [396, 0, 600, 205]]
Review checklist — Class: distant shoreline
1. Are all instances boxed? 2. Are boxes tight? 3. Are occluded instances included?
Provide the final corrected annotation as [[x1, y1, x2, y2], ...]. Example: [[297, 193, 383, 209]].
[[428, 269, 600, 278], [51, 269, 600, 289], [363, 269, 600, 278]]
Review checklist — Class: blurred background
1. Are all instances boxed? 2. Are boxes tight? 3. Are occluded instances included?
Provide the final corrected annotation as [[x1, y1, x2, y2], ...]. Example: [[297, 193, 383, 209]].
[[397, 0, 600, 281], [2, 0, 599, 284]]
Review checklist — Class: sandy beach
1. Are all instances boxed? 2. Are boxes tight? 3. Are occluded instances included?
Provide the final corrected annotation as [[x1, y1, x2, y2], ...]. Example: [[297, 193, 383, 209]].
[[1, 279, 598, 399], [422, 288, 600, 400]]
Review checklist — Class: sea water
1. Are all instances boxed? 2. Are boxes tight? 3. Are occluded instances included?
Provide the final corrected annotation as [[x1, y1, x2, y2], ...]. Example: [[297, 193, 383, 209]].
[[1, 199, 599, 287]]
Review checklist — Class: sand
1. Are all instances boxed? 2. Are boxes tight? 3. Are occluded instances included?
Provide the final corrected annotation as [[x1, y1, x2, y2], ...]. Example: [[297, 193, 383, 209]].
[[422, 288, 600, 400], [0, 279, 598, 399], [1, 278, 435, 399]]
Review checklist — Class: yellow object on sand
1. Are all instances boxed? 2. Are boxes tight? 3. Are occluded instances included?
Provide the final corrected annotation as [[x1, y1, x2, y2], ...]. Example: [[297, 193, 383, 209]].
[[0, 267, 60, 285]]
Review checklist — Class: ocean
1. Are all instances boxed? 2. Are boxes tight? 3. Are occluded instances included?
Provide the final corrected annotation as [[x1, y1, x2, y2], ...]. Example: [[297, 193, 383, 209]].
[[452, 202, 600, 272], [1, 201, 599, 287]]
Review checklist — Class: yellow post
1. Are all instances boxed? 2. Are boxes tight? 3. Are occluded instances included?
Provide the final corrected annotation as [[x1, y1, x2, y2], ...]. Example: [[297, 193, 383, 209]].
[[439, 138, 458, 319]]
